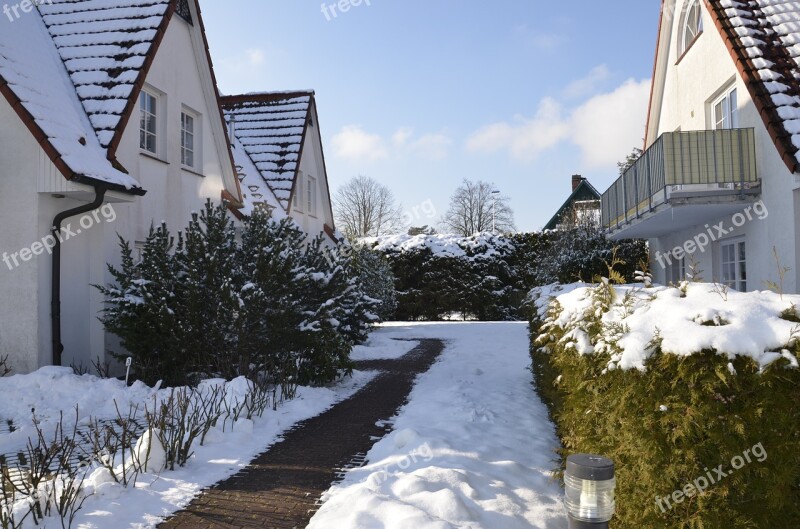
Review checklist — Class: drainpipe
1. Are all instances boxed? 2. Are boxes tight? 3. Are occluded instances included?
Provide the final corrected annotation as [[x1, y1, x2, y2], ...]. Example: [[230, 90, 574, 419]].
[[51, 185, 107, 366]]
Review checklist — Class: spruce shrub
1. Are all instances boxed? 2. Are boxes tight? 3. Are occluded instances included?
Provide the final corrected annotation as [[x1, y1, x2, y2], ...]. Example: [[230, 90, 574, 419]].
[[530, 284, 800, 528], [98, 201, 374, 388]]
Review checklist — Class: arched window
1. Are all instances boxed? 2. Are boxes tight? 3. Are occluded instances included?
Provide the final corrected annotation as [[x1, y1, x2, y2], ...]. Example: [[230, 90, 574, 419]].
[[681, 0, 704, 55]]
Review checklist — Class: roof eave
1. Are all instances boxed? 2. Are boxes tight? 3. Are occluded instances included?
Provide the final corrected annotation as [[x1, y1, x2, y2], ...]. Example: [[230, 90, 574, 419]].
[[193, 0, 244, 204], [0, 74, 147, 196], [72, 174, 148, 196]]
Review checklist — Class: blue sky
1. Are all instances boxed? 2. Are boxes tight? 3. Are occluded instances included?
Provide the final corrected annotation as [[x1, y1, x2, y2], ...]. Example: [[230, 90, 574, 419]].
[[200, 0, 662, 232]]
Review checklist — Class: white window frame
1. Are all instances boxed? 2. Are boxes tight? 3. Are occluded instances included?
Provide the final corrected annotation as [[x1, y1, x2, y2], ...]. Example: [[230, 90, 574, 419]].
[[720, 238, 747, 291], [180, 107, 201, 170], [680, 0, 704, 56], [712, 86, 739, 130], [139, 89, 159, 155], [307, 175, 317, 216]]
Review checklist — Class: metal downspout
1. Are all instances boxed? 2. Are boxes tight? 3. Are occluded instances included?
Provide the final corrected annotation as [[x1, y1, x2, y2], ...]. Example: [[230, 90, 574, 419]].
[[51, 185, 107, 366]]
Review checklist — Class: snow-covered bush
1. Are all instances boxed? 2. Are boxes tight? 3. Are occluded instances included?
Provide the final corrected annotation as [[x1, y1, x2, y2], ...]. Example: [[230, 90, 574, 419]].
[[365, 229, 645, 322], [511, 223, 646, 288], [364, 233, 520, 321], [98, 201, 375, 388], [530, 281, 800, 528], [97, 224, 185, 386]]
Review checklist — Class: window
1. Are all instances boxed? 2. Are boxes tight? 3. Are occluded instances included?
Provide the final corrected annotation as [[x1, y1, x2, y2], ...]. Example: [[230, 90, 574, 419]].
[[712, 87, 738, 130], [293, 174, 302, 211], [176, 0, 193, 24], [721, 239, 747, 291], [181, 111, 196, 168], [139, 90, 158, 154], [667, 257, 686, 285], [680, 0, 703, 55], [307, 175, 317, 215]]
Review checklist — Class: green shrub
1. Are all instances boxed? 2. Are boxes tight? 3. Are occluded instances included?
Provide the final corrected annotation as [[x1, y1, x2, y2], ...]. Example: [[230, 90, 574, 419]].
[[98, 201, 373, 389], [350, 246, 398, 321], [367, 229, 647, 322], [531, 285, 800, 528]]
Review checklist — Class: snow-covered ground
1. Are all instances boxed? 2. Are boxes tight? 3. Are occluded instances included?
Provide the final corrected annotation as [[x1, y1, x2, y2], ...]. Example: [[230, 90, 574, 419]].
[[1, 323, 566, 528], [308, 322, 566, 529], [0, 368, 375, 529]]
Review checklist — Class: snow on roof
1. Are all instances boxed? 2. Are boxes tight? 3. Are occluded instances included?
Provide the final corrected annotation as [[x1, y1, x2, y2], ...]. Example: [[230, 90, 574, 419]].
[[0, 5, 140, 188], [231, 139, 286, 219], [711, 0, 800, 171], [541, 282, 800, 371], [362, 233, 513, 259], [221, 92, 314, 212], [38, 0, 172, 150]]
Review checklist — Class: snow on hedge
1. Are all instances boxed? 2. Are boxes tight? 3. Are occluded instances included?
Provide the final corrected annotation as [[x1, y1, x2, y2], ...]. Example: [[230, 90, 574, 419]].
[[533, 282, 800, 371], [361, 233, 512, 259]]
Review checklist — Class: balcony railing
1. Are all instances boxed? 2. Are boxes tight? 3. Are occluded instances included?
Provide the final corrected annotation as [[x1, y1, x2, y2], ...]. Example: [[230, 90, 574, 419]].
[[601, 128, 759, 231]]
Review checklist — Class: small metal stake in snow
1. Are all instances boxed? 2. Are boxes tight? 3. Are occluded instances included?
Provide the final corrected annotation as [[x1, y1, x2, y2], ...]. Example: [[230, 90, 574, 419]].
[[125, 357, 132, 386], [564, 454, 616, 529]]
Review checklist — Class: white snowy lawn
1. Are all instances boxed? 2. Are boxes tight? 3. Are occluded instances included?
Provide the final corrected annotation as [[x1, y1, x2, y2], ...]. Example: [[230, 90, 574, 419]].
[[0, 368, 379, 529], [308, 322, 566, 529]]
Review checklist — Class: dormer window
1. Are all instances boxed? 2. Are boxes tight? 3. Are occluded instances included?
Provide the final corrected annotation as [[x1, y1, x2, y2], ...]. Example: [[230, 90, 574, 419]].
[[680, 0, 703, 55]]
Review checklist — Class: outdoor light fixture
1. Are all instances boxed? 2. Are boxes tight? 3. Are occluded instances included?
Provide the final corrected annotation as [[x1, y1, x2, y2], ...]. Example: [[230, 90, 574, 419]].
[[564, 454, 616, 528]]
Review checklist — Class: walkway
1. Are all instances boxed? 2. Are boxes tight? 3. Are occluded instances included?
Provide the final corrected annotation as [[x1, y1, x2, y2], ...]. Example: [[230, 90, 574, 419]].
[[158, 339, 444, 529]]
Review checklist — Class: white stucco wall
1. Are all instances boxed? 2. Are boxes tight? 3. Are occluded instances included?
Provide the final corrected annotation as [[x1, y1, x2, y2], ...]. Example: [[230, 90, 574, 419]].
[[289, 104, 335, 239], [57, 14, 237, 370], [0, 97, 47, 374], [647, 0, 798, 292], [0, 9, 237, 373]]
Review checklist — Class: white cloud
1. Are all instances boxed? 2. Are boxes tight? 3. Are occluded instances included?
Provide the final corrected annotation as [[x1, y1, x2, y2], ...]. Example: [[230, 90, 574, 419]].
[[245, 48, 265, 66], [331, 125, 389, 162], [392, 127, 414, 147], [333, 126, 452, 162], [464, 78, 651, 170], [466, 97, 570, 162], [409, 133, 453, 161], [571, 78, 651, 168], [564, 64, 611, 99]]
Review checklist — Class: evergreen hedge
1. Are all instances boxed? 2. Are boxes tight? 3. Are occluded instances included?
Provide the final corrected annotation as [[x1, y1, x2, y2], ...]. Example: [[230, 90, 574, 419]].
[[530, 283, 800, 528], [366, 226, 647, 321]]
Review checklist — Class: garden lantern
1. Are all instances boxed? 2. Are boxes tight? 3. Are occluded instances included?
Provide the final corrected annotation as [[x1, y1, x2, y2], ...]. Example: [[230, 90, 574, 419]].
[[564, 454, 616, 528]]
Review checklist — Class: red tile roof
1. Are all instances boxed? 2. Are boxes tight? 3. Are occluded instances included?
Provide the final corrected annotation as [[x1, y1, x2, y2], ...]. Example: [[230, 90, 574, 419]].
[[221, 91, 315, 211], [38, 0, 173, 152], [709, 0, 800, 172]]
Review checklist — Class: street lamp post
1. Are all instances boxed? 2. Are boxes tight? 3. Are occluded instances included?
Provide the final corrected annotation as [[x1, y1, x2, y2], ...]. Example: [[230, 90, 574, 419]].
[[492, 189, 500, 234]]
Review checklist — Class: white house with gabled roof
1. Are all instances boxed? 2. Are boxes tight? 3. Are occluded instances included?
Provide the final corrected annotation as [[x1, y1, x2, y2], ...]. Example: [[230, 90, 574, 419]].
[[221, 91, 337, 240], [0, 0, 243, 373], [602, 0, 800, 293]]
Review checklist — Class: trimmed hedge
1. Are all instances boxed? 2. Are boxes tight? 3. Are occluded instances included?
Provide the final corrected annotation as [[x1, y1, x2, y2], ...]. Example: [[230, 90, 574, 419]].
[[366, 228, 648, 321], [530, 285, 800, 528]]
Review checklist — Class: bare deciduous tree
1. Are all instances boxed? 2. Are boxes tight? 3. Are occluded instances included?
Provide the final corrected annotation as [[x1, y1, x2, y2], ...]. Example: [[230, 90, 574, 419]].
[[441, 179, 515, 236], [334, 175, 405, 238]]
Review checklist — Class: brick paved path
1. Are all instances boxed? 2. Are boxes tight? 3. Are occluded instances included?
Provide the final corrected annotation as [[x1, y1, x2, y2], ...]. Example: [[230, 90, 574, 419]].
[[159, 338, 444, 529]]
